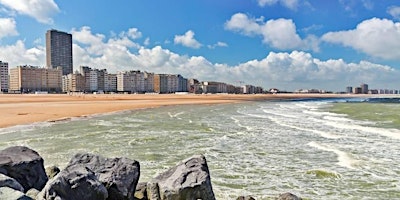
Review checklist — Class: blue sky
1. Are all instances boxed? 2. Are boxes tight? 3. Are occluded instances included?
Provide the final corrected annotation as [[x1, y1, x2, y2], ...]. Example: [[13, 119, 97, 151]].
[[0, 0, 400, 91]]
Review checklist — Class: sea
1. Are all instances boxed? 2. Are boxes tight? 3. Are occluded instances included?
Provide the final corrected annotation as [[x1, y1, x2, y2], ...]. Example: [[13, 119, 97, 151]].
[[1, 96, 400, 199]]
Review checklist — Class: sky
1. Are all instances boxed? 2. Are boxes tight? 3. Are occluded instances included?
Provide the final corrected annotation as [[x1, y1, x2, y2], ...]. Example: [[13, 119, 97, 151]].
[[0, 0, 400, 92]]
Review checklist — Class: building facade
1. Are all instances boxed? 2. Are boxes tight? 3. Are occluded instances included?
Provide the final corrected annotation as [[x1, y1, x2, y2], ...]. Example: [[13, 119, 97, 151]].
[[46, 29, 73, 75], [117, 71, 145, 93], [153, 74, 168, 94], [9, 66, 62, 93], [0, 61, 8, 93]]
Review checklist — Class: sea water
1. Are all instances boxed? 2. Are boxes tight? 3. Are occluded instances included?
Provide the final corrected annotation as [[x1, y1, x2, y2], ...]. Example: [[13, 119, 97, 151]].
[[1, 97, 400, 199]]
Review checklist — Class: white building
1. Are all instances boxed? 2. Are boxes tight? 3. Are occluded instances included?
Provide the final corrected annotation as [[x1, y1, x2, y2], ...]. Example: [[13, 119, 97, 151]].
[[0, 61, 9, 93], [89, 70, 98, 92]]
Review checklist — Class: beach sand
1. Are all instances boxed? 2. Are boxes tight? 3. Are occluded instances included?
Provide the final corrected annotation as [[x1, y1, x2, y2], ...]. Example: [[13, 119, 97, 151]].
[[0, 93, 351, 128]]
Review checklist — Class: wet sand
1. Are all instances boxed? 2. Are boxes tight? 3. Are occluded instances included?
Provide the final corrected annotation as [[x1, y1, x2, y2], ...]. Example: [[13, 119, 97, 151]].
[[0, 93, 352, 128]]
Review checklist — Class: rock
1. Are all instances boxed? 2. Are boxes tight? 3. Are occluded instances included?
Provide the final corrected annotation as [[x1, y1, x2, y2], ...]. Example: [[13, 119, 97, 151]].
[[0, 146, 48, 192], [67, 153, 140, 200], [237, 196, 256, 200], [45, 165, 60, 179], [277, 192, 302, 200], [26, 188, 40, 199], [0, 186, 33, 200], [134, 182, 148, 200], [147, 154, 215, 200], [38, 164, 108, 200], [0, 173, 24, 192]]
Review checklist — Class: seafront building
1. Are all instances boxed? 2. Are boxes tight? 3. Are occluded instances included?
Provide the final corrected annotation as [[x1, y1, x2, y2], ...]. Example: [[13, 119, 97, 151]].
[[0, 61, 9, 93], [9, 66, 62, 93], [117, 70, 145, 93], [46, 29, 73, 75]]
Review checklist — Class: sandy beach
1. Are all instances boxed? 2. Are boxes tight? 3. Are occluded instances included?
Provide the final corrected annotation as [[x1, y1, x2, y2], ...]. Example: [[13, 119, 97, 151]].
[[0, 93, 353, 128]]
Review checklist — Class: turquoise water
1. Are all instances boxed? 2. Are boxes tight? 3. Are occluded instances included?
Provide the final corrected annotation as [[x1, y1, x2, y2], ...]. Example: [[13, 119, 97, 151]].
[[1, 99, 400, 199]]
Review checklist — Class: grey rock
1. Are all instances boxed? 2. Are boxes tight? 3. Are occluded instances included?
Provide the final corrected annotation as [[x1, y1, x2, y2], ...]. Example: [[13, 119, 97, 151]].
[[134, 182, 148, 200], [38, 164, 108, 200], [0, 186, 33, 200], [147, 154, 215, 200], [0, 146, 48, 192], [45, 166, 60, 179], [67, 153, 140, 200], [25, 188, 40, 199], [277, 192, 302, 200], [0, 173, 24, 192], [237, 196, 256, 200]]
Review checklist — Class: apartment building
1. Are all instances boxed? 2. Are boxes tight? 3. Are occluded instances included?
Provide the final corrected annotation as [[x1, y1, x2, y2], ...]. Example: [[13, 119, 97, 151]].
[[201, 81, 227, 94], [62, 73, 85, 92], [0, 61, 8, 93], [117, 71, 145, 93], [105, 73, 117, 92], [9, 66, 62, 93], [153, 74, 168, 93], [144, 72, 154, 92], [46, 29, 73, 75]]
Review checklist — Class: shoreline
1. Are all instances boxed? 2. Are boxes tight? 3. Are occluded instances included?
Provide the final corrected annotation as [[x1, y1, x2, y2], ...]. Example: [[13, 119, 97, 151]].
[[0, 93, 373, 128]]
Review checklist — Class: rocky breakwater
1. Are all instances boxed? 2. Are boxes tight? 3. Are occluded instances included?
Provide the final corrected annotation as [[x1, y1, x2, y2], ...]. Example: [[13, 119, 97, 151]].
[[0, 146, 302, 200]]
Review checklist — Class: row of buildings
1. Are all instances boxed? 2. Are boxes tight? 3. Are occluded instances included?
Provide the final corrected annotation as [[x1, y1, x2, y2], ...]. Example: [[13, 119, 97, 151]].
[[346, 84, 399, 94], [0, 61, 263, 94]]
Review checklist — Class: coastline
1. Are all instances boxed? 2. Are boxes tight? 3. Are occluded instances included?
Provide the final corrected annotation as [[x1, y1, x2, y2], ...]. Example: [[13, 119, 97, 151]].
[[0, 93, 365, 128]]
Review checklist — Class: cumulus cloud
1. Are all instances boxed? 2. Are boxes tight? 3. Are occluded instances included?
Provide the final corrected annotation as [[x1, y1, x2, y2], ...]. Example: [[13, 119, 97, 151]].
[[207, 41, 228, 49], [0, 40, 45, 66], [388, 6, 400, 20], [322, 18, 400, 60], [225, 13, 319, 51], [257, 0, 299, 10], [0, 18, 18, 39], [174, 30, 202, 49], [0, 0, 59, 24]]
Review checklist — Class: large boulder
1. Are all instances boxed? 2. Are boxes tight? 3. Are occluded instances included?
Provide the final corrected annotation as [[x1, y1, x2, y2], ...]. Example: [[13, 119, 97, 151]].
[[147, 155, 215, 200], [67, 153, 140, 200], [0, 173, 24, 192], [0, 146, 48, 192], [38, 164, 108, 200], [277, 192, 302, 200], [0, 186, 33, 200]]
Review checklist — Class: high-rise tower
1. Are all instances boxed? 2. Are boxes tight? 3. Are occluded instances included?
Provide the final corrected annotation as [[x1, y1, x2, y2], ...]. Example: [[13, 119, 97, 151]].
[[46, 29, 73, 75]]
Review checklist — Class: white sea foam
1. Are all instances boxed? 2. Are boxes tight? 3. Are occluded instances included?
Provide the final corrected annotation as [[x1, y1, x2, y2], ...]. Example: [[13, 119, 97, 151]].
[[307, 141, 357, 169], [324, 120, 400, 140], [268, 116, 341, 139]]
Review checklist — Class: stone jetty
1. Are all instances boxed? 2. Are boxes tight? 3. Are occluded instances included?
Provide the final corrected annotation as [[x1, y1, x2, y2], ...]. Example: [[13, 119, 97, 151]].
[[0, 146, 302, 200]]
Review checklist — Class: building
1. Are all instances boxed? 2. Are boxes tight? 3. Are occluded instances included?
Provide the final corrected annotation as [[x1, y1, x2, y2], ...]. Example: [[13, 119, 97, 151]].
[[201, 81, 227, 94], [0, 61, 8, 93], [353, 87, 362, 94], [105, 73, 117, 92], [361, 83, 368, 94], [117, 71, 145, 93], [62, 73, 85, 92], [46, 29, 73, 75], [346, 86, 353, 94], [144, 72, 154, 93], [153, 74, 168, 93], [9, 66, 62, 93]]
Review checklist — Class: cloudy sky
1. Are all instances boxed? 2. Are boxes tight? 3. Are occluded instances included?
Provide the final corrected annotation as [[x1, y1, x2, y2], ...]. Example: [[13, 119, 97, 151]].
[[0, 0, 399, 91]]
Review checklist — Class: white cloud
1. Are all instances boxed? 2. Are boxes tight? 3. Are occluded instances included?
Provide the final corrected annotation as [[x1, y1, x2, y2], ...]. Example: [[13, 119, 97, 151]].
[[207, 41, 228, 49], [225, 13, 318, 51], [388, 6, 400, 20], [120, 28, 142, 39], [174, 30, 202, 49], [0, 18, 18, 39], [257, 0, 299, 10], [322, 18, 400, 60], [0, 40, 44, 66], [0, 0, 59, 24]]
